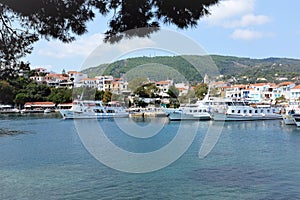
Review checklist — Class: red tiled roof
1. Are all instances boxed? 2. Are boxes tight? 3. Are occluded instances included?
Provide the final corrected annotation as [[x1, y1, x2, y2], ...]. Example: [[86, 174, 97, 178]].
[[156, 81, 171, 85], [278, 81, 294, 86], [24, 102, 55, 106], [67, 71, 82, 74], [232, 84, 247, 88], [177, 87, 188, 91], [221, 86, 231, 88], [213, 81, 226, 85], [291, 85, 300, 90], [81, 78, 97, 81], [250, 83, 266, 87]]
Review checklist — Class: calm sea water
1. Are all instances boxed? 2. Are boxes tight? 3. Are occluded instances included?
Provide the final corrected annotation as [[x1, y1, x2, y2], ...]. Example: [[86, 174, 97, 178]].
[[0, 113, 300, 200]]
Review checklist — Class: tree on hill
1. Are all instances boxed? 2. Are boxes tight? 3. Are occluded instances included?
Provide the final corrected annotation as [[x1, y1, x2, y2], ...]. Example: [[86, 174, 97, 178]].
[[14, 93, 29, 107], [134, 83, 159, 98], [194, 83, 208, 100], [48, 88, 73, 104], [167, 86, 179, 98], [1, 0, 219, 65], [127, 77, 149, 92], [102, 90, 112, 104]]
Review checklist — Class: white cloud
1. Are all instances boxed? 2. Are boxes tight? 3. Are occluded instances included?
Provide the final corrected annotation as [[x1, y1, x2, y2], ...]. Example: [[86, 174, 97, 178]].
[[204, 0, 271, 28], [230, 29, 273, 40], [37, 33, 158, 65], [204, 0, 255, 25], [38, 33, 104, 58], [225, 14, 271, 28], [203, 0, 272, 40]]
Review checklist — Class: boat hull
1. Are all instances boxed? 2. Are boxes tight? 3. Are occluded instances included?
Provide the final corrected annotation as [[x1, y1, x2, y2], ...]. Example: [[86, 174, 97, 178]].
[[213, 113, 282, 121], [168, 113, 211, 121], [59, 110, 129, 119], [282, 114, 295, 125], [292, 114, 300, 127]]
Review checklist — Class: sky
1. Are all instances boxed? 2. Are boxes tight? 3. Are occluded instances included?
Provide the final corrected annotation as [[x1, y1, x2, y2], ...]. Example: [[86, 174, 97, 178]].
[[24, 0, 300, 73]]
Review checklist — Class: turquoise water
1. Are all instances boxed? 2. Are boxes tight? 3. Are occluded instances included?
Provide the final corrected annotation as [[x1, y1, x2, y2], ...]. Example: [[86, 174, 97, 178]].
[[0, 114, 300, 199]]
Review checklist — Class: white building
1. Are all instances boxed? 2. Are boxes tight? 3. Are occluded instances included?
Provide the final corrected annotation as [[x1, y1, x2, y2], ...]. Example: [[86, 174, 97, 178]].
[[94, 75, 114, 91], [80, 78, 98, 88], [155, 80, 173, 96], [30, 76, 45, 83], [290, 85, 300, 100], [68, 71, 88, 85], [276, 82, 295, 100], [174, 82, 189, 96], [44, 74, 69, 88]]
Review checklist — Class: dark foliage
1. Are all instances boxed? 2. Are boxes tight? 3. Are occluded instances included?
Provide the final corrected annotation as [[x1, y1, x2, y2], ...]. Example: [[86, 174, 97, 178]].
[[0, 0, 219, 65]]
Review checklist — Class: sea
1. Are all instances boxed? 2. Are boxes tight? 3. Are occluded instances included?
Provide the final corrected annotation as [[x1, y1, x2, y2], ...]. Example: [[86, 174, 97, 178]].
[[0, 113, 300, 200]]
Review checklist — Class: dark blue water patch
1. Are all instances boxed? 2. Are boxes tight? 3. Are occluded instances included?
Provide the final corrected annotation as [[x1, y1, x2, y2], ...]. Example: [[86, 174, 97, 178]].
[[0, 112, 62, 120], [0, 118, 95, 171], [97, 119, 180, 153], [190, 165, 273, 188]]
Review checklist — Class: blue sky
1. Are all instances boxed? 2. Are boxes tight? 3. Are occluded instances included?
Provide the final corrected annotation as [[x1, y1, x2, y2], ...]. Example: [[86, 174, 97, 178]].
[[24, 0, 300, 73]]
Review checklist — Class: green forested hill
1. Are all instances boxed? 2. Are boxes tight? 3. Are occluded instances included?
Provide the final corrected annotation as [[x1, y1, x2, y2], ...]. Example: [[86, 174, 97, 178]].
[[81, 55, 300, 83]]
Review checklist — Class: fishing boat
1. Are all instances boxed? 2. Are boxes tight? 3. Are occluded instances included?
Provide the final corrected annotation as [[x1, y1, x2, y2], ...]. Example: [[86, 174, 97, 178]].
[[168, 104, 211, 121], [59, 100, 129, 119], [212, 105, 282, 121]]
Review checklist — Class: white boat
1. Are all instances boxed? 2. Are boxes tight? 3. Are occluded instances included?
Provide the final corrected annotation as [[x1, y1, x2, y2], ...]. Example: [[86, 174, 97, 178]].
[[281, 101, 300, 125], [129, 107, 168, 118], [282, 113, 295, 125], [168, 104, 211, 121], [212, 105, 282, 121], [292, 114, 300, 127], [44, 108, 55, 113], [59, 100, 129, 119]]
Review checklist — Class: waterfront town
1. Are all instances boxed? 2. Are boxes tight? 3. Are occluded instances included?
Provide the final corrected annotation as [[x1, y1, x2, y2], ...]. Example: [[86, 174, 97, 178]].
[[21, 67, 300, 103], [1, 66, 300, 113]]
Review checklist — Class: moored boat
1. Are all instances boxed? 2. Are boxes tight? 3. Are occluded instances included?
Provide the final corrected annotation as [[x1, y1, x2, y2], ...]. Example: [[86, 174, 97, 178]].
[[212, 105, 282, 121], [0, 106, 20, 114], [292, 114, 300, 127], [59, 100, 129, 119], [282, 113, 296, 125], [44, 108, 55, 113], [168, 104, 211, 121]]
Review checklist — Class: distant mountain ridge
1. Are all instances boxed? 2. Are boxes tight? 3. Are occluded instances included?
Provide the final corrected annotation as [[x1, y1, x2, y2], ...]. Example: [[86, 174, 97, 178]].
[[81, 55, 300, 83]]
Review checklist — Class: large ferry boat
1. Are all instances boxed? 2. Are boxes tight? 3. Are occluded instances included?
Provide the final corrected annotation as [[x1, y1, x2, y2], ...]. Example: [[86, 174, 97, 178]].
[[59, 100, 129, 119], [212, 105, 282, 121]]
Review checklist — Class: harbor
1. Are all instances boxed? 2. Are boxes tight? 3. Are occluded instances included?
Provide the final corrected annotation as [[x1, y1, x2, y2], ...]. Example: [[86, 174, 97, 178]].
[[1, 114, 300, 199]]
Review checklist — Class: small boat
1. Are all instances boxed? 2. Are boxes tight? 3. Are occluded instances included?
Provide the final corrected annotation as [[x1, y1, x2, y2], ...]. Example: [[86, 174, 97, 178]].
[[59, 100, 129, 119], [292, 114, 300, 127], [44, 108, 55, 113], [168, 104, 211, 121], [282, 114, 296, 125], [212, 105, 282, 121]]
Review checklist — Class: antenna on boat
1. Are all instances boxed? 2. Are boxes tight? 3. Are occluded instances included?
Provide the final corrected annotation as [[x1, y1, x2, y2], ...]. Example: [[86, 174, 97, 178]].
[[79, 91, 84, 100], [203, 86, 210, 101]]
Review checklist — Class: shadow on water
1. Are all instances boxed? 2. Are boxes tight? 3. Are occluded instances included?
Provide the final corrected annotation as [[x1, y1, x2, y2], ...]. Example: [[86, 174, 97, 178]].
[[0, 128, 33, 136]]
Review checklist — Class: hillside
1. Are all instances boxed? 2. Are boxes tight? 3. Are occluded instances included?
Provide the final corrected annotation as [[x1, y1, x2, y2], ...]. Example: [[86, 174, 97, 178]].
[[81, 55, 300, 83]]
